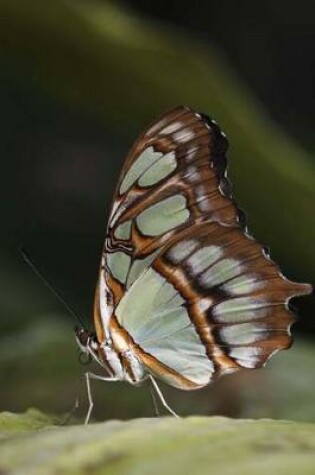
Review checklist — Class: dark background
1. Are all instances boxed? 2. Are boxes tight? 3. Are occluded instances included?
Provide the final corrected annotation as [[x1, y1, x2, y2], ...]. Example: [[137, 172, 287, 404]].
[[0, 0, 314, 422], [130, 0, 315, 150]]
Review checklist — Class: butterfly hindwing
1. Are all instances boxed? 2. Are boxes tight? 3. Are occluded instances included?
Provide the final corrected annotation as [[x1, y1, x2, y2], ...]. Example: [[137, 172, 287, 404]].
[[112, 265, 214, 389], [108, 219, 310, 388]]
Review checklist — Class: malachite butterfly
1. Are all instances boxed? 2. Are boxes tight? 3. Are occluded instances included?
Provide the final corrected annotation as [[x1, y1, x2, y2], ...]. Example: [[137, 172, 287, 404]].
[[75, 106, 312, 421]]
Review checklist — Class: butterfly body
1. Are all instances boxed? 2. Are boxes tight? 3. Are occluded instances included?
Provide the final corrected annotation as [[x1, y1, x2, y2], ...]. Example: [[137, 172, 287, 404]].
[[75, 107, 311, 413], [75, 326, 148, 386]]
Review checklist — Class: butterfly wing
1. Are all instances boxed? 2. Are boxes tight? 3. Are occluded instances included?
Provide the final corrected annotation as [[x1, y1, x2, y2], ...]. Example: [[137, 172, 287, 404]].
[[94, 107, 243, 339], [109, 220, 310, 389], [94, 106, 311, 387]]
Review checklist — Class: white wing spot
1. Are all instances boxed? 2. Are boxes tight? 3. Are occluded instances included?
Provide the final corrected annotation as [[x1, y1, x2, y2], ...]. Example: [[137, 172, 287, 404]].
[[197, 199, 211, 212], [174, 130, 195, 142], [196, 184, 206, 199], [161, 122, 183, 134], [185, 166, 200, 183], [187, 245, 223, 275], [213, 297, 266, 321], [186, 148, 198, 162], [220, 322, 267, 345], [223, 275, 264, 296], [168, 239, 198, 264], [200, 259, 243, 287], [228, 347, 264, 369]]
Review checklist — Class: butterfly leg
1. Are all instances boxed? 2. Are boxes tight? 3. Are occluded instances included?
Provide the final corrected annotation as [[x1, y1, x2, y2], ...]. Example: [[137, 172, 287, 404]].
[[149, 375, 180, 418], [84, 372, 119, 425], [150, 381, 160, 418]]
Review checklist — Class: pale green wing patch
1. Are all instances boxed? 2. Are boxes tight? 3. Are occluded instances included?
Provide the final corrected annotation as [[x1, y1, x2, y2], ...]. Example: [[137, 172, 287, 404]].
[[115, 267, 214, 386], [219, 322, 268, 345], [119, 147, 162, 194], [136, 194, 189, 236], [222, 275, 264, 295], [114, 220, 132, 240], [168, 239, 198, 264], [126, 249, 160, 289], [133, 307, 190, 343], [138, 151, 176, 187], [212, 306, 271, 324], [200, 258, 243, 288], [213, 297, 266, 319], [107, 252, 131, 284], [227, 347, 266, 369], [186, 245, 223, 274], [116, 267, 181, 336], [141, 325, 214, 386]]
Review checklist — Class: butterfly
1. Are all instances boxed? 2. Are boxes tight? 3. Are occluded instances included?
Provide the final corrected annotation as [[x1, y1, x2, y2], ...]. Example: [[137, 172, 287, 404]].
[[75, 106, 312, 422]]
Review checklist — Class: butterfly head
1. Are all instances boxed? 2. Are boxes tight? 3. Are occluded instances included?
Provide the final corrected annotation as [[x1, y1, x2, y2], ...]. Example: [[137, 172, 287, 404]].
[[74, 326, 96, 354], [74, 325, 119, 377]]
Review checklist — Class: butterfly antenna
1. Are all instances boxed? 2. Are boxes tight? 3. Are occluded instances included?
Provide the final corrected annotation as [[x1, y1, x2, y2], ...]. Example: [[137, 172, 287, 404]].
[[19, 245, 86, 328]]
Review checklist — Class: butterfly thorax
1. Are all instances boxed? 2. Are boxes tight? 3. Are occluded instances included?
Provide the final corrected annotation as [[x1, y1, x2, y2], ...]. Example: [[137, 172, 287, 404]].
[[74, 326, 147, 385]]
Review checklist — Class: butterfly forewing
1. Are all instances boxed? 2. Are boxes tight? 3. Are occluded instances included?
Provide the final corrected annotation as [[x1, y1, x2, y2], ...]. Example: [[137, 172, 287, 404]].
[[94, 106, 312, 389], [99, 107, 243, 309]]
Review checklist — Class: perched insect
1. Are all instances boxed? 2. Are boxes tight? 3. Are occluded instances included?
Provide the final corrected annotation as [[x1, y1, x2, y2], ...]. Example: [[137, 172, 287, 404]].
[[75, 106, 312, 422]]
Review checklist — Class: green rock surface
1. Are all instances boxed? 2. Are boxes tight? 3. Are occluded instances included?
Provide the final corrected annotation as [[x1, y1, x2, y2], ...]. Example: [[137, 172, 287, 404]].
[[2, 318, 315, 424], [0, 411, 314, 474]]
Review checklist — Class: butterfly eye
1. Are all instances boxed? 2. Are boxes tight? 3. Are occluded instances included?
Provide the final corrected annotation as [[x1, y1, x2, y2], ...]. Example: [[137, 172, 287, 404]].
[[74, 327, 90, 348]]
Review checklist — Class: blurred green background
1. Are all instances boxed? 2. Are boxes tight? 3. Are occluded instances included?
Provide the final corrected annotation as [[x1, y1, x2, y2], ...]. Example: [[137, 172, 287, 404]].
[[0, 0, 314, 422]]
